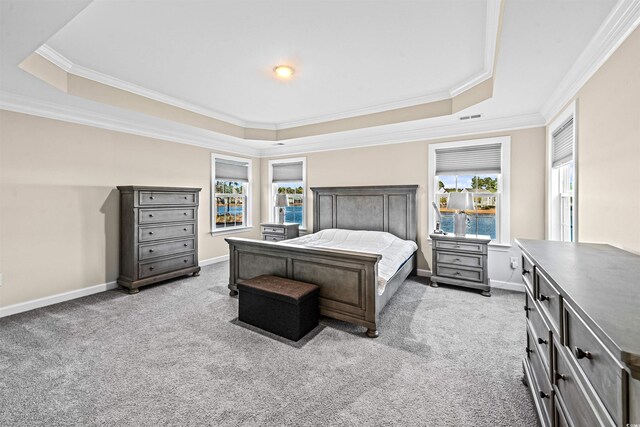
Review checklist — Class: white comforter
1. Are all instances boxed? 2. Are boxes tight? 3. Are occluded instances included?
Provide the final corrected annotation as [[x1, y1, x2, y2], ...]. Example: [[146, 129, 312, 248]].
[[283, 229, 418, 295]]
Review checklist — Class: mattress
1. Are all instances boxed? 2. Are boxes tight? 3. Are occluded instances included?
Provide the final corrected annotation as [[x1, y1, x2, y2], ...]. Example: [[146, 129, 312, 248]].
[[283, 229, 418, 295]]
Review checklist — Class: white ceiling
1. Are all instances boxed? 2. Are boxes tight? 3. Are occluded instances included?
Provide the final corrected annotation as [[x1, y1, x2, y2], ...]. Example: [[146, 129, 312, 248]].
[[1, 0, 632, 156]]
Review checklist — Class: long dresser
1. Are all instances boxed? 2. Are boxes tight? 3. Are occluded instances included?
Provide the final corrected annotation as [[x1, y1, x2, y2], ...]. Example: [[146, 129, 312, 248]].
[[118, 186, 201, 293], [517, 239, 640, 427]]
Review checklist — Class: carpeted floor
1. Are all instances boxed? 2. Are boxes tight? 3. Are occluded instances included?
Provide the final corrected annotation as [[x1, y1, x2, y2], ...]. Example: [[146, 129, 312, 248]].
[[0, 262, 537, 426]]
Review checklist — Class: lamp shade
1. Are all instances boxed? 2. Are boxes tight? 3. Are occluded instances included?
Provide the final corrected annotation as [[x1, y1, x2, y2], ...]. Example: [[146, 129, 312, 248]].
[[447, 192, 474, 211], [274, 194, 290, 207]]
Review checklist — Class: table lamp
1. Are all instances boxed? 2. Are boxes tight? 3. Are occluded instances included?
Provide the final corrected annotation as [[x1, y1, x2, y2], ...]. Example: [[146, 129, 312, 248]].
[[447, 192, 474, 236], [275, 194, 289, 224]]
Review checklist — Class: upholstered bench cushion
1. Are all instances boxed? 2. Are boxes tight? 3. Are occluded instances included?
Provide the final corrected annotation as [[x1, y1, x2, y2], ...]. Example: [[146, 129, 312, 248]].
[[237, 275, 319, 341]]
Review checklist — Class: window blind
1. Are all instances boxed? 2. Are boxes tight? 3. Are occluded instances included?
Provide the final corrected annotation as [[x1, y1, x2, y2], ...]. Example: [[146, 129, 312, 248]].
[[552, 117, 574, 168], [272, 161, 303, 183], [435, 143, 502, 176], [215, 158, 249, 182]]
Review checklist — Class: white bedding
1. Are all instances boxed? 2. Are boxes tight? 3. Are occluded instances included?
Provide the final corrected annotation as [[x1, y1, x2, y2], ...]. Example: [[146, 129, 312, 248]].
[[283, 229, 418, 295]]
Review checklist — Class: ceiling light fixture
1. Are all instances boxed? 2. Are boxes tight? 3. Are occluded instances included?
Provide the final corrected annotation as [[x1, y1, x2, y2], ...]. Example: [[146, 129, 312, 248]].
[[273, 65, 295, 79]]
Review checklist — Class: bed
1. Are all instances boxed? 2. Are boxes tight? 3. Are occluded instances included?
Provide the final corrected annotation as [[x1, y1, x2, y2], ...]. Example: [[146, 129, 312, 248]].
[[225, 185, 418, 337]]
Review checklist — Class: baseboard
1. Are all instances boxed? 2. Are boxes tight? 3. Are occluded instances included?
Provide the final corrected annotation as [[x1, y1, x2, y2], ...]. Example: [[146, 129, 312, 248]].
[[416, 269, 432, 277], [0, 281, 119, 318], [490, 280, 525, 292], [199, 254, 229, 267]]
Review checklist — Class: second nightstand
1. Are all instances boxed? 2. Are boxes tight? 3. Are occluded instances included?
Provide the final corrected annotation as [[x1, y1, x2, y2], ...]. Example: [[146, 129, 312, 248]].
[[261, 223, 300, 242], [429, 233, 491, 297]]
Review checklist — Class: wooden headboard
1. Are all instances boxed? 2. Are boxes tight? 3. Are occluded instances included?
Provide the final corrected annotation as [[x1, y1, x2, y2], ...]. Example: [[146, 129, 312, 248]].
[[311, 185, 418, 242]]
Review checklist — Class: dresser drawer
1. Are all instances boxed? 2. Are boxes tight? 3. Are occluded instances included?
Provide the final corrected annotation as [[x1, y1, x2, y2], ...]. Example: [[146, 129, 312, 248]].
[[436, 251, 483, 268], [433, 239, 486, 254], [536, 270, 561, 335], [554, 397, 570, 427], [139, 191, 197, 205], [528, 292, 552, 379], [554, 343, 615, 427], [139, 223, 196, 242], [139, 253, 196, 279], [262, 226, 285, 235], [563, 302, 624, 425], [435, 265, 483, 283], [139, 208, 196, 224], [139, 238, 195, 261], [527, 327, 553, 427], [263, 234, 285, 242], [521, 253, 535, 294]]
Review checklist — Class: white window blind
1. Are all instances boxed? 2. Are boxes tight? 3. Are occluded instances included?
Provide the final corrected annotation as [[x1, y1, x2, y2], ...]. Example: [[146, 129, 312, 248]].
[[215, 158, 249, 182], [435, 143, 502, 175], [552, 117, 574, 168], [272, 161, 303, 182]]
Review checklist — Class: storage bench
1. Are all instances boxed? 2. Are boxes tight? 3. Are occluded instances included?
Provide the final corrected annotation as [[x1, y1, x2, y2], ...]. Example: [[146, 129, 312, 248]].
[[237, 275, 319, 341]]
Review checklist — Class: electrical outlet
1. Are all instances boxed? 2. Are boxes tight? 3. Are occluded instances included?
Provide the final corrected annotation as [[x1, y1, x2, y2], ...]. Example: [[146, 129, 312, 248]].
[[510, 257, 518, 269]]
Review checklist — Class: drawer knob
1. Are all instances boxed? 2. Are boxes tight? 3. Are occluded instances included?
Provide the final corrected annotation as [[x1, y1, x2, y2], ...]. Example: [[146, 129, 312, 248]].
[[453, 258, 461, 263], [539, 294, 549, 302], [150, 196, 154, 200], [554, 371, 566, 382], [454, 244, 460, 248], [522, 268, 530, 275], [523, 305, 531, 312], [525, 347, 532, 354], [149, 232, 154, 235], [184, 259, 188, 263], [149, 266, 154, 270], [454, 272, 461, 276], [184, 212, 188, 215], [149, 249, 154, 253], [537, 337, 548, 345], [149, 214, 154, 217], [183, 228, 187, 231], [183, 243, 188, 247], [574, 347, 592, 360], [539, 391, 550, 399], [184, 196, 188, 199]]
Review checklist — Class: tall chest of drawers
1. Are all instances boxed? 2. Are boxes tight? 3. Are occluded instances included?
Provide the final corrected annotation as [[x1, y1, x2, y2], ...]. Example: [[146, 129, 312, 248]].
[[118, 186, 201, 293], [429, 234, 491, 297], [517, 239, 640, 427]]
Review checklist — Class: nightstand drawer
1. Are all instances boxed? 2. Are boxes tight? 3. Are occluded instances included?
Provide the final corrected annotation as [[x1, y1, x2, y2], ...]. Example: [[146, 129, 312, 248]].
[[139, 253, 196, 279], [263, 234, 285, 242], [139, 238, 195, 261], [434, 239, 486, 254], [139, 208, 196, 224], [563, 302, 623, 425], [436, 265, 483, 282], [139, 191, 197, 205], [436, 251, 483, 268], [262, 226, 285, 234]]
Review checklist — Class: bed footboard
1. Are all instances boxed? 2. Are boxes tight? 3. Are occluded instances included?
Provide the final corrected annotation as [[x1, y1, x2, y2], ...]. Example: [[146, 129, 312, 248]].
[[226, 237, 382, 332]]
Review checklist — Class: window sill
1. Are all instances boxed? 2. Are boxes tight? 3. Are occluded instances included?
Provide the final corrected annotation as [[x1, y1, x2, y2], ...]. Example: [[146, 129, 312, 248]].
[[210, 226, 253, 236]]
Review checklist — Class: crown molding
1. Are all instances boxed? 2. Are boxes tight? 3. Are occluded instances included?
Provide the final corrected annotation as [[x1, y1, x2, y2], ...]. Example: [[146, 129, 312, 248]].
[[34, 0, 502, 132], [260, 113, 545, 157], [0, 91, 261, 157], [540, 0, 640, 123], [35, 45, 276, 131]]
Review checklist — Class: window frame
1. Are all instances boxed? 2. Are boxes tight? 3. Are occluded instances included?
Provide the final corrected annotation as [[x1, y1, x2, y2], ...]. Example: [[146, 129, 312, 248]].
[[547, 101, 578, 242], [268, 157, 307, 230], [428, 136, 511, 246], [211, 153, 253, 234]]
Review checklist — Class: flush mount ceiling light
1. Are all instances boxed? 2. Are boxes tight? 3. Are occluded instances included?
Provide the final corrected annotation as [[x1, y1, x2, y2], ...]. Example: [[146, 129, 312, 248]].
[[273, 65, 295, 79]]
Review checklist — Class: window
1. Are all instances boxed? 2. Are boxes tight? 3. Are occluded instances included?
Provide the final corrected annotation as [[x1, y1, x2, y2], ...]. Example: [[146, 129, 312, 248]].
[[548, 106, 577, 242], [269, 158, 306, 228], [428, 137, 510, 244], [212, 154, 252, 232]]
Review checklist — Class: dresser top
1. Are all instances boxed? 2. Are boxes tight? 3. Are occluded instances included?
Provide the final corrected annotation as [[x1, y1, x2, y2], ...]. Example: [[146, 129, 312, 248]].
[[516, 239, 640, 372], [117, 186, 201, 192]]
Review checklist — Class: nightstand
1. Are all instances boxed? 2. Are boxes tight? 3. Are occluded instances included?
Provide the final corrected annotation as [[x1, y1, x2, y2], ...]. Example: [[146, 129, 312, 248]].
[[261, 223, 300, 242], [429, 234, 491, 297]]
